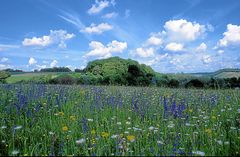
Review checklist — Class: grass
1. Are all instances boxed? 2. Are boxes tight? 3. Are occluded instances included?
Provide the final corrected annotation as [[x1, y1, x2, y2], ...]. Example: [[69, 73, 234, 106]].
[[6, 72, 67, 83], [0, 84, 239, 156]]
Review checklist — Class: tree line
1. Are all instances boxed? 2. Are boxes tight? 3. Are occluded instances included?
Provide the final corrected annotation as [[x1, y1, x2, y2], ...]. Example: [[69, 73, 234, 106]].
[[0, 57, 239, 89]]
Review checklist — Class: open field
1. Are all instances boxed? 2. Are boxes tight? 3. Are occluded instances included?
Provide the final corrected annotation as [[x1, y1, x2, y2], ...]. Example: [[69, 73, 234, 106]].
[[0, 84, 239, 156], [6, 72, 77, 84]]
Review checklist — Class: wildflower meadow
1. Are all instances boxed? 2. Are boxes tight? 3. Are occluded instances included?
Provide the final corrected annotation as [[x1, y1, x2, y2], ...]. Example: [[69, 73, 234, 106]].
[[0, 84, 239, 156]]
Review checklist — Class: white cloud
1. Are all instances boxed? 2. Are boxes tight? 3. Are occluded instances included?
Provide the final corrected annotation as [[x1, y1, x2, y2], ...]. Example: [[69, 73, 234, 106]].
[[196, 42, 207, 52], [36, 64, 47, 69], [164, 19, 206, 42], [85, 40, 127, 58], [0, 64, 12, 70], [58, 11, 85, 30], [202, 55, 212, 64], [217, 50, 224, 55], [81, 23, 113, 34], [50, 60, 58, 67], [1, 57, 9, 63], [28, 57, 37, 65], [22, 30, 75, 48], [146, 36, 163, 46], [218, 24, 240, 47], [0, 44, 19, 51], [165, 42, 184, 52], [142, 53, 168, 66], [133, 47, 155, 58], [170, 57, 181, 65], [87, 0, 115, 15], [102, 12, 118, 18]]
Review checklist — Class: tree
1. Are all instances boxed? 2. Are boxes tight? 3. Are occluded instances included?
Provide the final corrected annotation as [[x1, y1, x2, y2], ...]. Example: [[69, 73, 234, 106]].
[[40, 67, 72, 72], [167, 79, 179, 88], [0, 71, 11, 83], [83, 57, 155, 86], [185, 79, 204, 88], [156, 75, 169, 87]]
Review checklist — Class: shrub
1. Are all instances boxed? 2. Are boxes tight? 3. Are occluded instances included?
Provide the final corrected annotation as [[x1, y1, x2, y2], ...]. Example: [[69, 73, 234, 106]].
[[167, 79, 179, 88], [185, 79, 204, 88]]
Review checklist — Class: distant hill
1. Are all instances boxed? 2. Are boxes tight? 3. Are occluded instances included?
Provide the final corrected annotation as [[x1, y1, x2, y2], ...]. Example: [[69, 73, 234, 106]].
[[190, 68, 240, 78]]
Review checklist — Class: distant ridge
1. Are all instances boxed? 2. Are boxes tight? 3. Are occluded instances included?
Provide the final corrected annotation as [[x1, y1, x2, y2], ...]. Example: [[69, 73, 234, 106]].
[[190, 68, 240, 78]]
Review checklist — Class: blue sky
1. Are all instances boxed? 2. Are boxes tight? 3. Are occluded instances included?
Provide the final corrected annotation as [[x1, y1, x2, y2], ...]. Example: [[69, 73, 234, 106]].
[[0, 0, 240, 73]]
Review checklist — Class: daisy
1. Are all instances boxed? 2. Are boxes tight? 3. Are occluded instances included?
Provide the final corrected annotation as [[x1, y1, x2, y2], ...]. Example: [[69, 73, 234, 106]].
[[76, 138, 86, 145]]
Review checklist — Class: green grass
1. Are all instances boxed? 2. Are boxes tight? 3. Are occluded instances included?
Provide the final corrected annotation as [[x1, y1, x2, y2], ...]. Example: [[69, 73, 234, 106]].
[[0, 84, 239, 156], [6, 72, 68, 83]]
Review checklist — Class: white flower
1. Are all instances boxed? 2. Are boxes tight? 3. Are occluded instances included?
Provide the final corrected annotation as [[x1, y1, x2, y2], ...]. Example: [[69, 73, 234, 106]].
[[133, 127, 142, 131], [192, 150, 205, 156], [49, 131, 54, 135], [76, 138, 86, 145], [11, 150, 19, 155], [216, 140, 223, 145], [154, 129, 158, 133], [117, 122, 122, 125], [1, 140, 6, 143], [126, 121, 131, 125], [157, 140, 164, 145], [167, 124, 175, 128], [14, 125, 22, 130], [185, 123, 191, 126], [203, 116, 209, 120], [148, 126, 155, 131], [87, 119, 93, 122], [1, 126, 7, 129], [124, 131, 129, 134], [224, 141, 230, 145], [111, 134, 119, 139]]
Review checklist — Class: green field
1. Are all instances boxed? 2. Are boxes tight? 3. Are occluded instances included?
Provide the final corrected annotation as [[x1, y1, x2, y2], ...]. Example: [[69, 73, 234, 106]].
[[0, 84, 239, 156], [6, 72, 76, 83]]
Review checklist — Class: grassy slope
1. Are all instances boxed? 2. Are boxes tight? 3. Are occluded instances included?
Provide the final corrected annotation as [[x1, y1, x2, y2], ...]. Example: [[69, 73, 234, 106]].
[[6, 72, 58, 83], [215, 72, 240, 78], [6, 72, 83, 83]]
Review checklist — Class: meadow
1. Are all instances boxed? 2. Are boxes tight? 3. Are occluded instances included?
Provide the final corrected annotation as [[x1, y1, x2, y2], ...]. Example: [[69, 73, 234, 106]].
[[0, 84, 239, 156]]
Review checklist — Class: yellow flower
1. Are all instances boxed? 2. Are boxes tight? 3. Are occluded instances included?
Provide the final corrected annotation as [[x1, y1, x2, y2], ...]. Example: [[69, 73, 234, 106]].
[[80, 91, 85, 96], [91, 130, 96, 135], [189, 109, 193, 113], [70, 116, 76, 121], [127, 135, 135, 142], [211, 116, 216, 120], [91, 138, 96, 144], [59, 112, 64, 116], [62, 126, 68, 132], [205, 129, 212, 135], [101, 132, 109, 138]]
